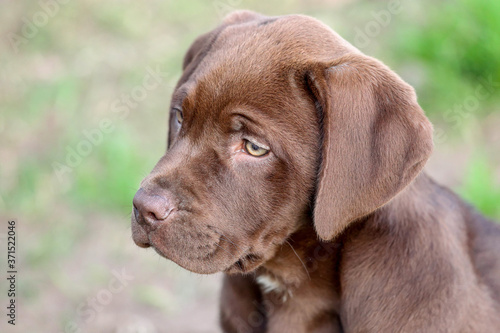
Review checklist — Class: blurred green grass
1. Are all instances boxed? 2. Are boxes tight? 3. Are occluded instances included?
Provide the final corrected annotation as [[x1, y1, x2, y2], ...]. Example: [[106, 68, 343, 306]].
[[2, 0, 499, 220], [0, 0, 499, 330], [459, 153, 500, 218], [390, 0, 500, 115]]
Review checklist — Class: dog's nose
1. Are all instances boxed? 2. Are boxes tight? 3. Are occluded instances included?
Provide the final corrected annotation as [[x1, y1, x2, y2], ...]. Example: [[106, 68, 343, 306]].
[[133, 188, 173, 229]]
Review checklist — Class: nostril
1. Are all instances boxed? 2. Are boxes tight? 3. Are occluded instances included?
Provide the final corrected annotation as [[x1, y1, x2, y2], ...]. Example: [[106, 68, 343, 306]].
[[146, 211, 160, 221], [133, 205, 140, 221]]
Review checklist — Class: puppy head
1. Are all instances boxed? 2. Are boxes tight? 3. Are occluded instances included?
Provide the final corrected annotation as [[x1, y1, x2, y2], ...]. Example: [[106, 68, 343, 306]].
[[131, 11, 433, 274]]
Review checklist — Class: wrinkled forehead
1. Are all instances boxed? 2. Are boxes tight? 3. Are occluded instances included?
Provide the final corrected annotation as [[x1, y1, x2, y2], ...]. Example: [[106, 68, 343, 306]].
[[174, 30, 296, 111], [172, 15, 357, 115]]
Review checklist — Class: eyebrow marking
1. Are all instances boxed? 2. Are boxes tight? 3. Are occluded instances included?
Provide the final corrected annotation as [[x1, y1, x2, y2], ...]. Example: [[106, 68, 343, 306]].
[[231, 110, 262, 126], [231, 121, 243, 131], [229, 112, 271, 150]]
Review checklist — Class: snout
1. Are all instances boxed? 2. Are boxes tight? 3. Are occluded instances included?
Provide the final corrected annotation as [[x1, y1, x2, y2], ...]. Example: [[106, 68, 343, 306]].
[[133, 188, 174, 229], [131, 188, 174, 248], [129, 179, 255, 274]]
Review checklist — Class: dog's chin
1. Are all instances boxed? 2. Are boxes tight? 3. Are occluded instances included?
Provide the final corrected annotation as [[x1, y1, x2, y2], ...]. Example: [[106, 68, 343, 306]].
[[152, 246, 224, 274], [146, 235, 244, 274], [148, 237, 266, 274]]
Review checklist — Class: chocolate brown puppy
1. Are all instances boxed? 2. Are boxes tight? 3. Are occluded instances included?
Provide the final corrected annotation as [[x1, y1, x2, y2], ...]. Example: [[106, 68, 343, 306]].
[[131, 11, 500, 332]]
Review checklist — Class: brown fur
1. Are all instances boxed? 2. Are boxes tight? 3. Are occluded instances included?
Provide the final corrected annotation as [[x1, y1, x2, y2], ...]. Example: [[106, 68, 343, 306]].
[[131, 11, 500, 332]]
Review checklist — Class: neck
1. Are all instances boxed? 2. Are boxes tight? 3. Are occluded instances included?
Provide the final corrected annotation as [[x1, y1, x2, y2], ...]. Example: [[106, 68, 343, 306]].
[[255, 173, 436, 292], [258, 222, 342, 292]]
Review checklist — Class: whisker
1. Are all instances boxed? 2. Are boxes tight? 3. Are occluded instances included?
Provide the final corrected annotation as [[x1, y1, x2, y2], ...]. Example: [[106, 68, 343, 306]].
[[214, 242, 234, 258], [209, 226, 242, 251], [220, 234, 240, 250], [286, 240, 310, 280]]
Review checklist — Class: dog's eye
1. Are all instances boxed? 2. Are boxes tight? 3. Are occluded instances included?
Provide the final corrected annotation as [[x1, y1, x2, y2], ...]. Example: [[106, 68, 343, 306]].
[[244, 140, 269, 157], [175, 109, 183, 124]]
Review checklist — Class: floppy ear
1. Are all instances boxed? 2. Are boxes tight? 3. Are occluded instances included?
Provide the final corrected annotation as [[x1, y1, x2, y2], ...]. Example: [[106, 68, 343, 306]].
[[307, 53, 434, 240]]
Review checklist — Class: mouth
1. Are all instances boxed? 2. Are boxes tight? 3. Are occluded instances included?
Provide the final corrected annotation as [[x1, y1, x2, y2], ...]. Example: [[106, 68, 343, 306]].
[[132, 218, 266, 274], [149, 236, 264, 274]]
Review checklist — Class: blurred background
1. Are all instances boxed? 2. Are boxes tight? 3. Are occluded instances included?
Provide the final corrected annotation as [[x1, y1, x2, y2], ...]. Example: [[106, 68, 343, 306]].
[[1, 0, 499, 332]]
